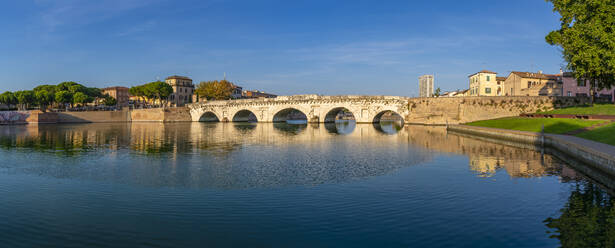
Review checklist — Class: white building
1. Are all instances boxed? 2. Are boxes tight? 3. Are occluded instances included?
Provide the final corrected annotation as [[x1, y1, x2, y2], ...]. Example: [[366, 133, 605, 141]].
[[419, 75, 434, 97]]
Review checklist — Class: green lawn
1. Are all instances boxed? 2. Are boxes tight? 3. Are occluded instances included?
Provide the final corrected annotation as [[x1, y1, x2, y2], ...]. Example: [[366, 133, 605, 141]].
[[576, 122, 615, 146], [538, 104, 615, 115], [465, 117, 605, 134]]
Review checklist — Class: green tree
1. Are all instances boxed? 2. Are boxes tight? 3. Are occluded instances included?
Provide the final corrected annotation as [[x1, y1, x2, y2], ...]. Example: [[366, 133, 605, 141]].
[[0, 91, 17, 108], [102, 95, 117, 106], [545, 0, 615, 105], [195, 80, 234, 100], [55, 90, 73, 108], [68, 84, 87, 94], [85, 87, 102, 99], [129, 85, 146, 102], [33, 85, 57, 108], [72, 92, 91, 106], [14, 90, 34, 110], [434, 87, 441, 97], [147, 81, 173, 105], [56, 81, 79, 92], [35, 90, 54, 111], [130, 81, 173, 107]]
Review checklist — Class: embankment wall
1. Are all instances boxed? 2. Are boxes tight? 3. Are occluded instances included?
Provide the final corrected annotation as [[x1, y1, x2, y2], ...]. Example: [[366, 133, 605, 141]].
[[131, 108, 191, 122]]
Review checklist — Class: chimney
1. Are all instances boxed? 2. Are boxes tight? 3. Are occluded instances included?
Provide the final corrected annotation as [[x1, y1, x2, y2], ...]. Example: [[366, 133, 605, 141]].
[[538, 70, 543, 74], [559, 68, 563, 74]]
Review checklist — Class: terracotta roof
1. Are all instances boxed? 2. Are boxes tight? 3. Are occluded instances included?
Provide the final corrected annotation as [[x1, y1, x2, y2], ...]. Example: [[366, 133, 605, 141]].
[[166, 75, 192, 80], [468, 70, 497, 77], [511, 71, 560, 80], [496, 77, 507, 81], [102, 86, 129, 91]]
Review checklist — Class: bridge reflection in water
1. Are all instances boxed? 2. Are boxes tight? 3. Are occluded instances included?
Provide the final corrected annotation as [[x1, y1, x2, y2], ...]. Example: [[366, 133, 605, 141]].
[[0, 122, 603, 189], [2, 122, 614, 247]]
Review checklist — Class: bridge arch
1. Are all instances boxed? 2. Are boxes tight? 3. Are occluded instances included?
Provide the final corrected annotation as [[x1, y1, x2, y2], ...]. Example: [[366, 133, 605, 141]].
[[324, 107, 356, 123], [198, 111, 221, 122], [372, 110, 404, 125], [272, 108, 308, 123], [232, 109, 258, 122]]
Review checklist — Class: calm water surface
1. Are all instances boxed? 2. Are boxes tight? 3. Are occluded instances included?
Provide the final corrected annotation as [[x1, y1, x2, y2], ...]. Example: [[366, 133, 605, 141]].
[[0, 122, 613, 248]]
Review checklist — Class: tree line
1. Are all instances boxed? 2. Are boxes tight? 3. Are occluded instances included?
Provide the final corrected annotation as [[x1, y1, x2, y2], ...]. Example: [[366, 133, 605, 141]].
[[195, 80, 236, 101], [2, 78, 251, 110], [0, 82, 116, 111]]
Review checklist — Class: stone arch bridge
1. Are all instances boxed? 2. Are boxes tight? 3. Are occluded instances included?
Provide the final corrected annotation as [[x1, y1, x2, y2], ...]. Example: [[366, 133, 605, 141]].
[[186, 95, 586, 125], [187, 95, 409, 123]]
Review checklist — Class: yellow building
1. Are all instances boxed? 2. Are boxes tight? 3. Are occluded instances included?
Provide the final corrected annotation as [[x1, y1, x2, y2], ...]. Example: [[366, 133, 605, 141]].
[[468, 70, 501, 96], [503, 71, 563, 96], [165, 76, 194, 106]]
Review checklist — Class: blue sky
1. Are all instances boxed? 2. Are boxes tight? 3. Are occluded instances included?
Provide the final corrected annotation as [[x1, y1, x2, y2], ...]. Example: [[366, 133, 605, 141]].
[[0, 0, 564, 96]]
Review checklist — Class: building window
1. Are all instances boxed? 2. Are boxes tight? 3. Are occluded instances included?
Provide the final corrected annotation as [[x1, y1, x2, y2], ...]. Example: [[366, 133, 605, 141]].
[[567, 91, 572, 96], [528, 82, 531, 88], [578, 80, 586, 87], [485, 88, 491, 94], [486, 76, 490, 81]]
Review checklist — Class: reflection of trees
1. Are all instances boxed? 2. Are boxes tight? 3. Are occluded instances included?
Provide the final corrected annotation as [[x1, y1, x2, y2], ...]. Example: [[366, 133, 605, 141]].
[[544, 182, 615, 248], [0, 124, 131, 156]]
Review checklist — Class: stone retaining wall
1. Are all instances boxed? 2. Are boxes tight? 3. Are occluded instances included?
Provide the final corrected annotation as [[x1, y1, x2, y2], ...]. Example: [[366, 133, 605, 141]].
[[407, 96, 590, 125], [131, 108, 191, 122]]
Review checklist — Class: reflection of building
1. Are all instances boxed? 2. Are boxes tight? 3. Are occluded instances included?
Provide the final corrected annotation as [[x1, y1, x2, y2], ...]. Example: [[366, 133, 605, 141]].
[[406, 125, 561, 178], [419, 75, 434, 97], [102, 86, 130, 107], [503, 71, 563, 96], [242, 90, 277, 99], [562, 72, 614, 102], [469, 70, 499, 96], [166, 76, 194, 106]]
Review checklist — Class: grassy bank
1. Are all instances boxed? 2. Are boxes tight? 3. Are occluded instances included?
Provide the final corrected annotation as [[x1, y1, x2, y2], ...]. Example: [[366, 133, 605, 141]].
[[465, 117, 605, 134], [576, 122, 615, 146], [538, 104, 615, 115]]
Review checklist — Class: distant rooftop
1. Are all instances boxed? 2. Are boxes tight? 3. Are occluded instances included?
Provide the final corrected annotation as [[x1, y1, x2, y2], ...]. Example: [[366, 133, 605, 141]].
[[166, 75, 192, 80], [511, 71, 560, 80], [468, 70, 497, 77], [102, 86, 129, 91]]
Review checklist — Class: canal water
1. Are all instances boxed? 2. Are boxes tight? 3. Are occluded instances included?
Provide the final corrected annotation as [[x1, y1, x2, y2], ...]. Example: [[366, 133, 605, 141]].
[[0, 122, 612, 248]]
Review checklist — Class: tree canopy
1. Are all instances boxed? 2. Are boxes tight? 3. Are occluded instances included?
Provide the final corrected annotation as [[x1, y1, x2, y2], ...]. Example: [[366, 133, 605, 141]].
[[0, 82, 103, 110], [195, 80, 235, 100], [129, 81, 174, 106], [546, 0, 615, 103]]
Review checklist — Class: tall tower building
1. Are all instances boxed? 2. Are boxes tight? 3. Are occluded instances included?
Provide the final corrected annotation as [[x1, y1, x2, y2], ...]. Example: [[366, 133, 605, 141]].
[[419, 75, 434, 97]]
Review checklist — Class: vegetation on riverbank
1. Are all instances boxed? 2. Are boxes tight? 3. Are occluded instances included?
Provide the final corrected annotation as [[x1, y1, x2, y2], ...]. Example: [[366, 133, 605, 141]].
[[538, 104, 615, 115], [576, 122, 615, 146], [465, 117, 604, 134], [0, 82, 113, 110]]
